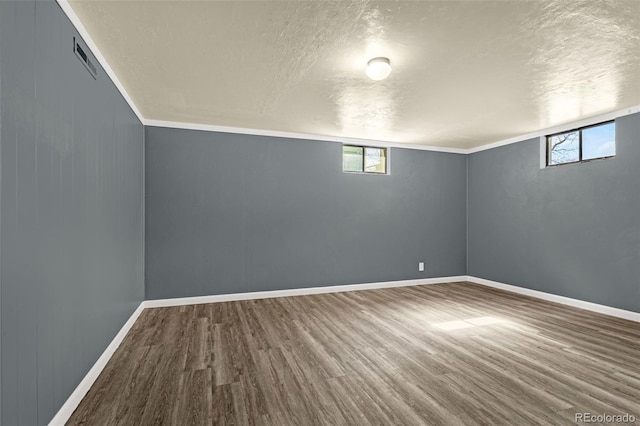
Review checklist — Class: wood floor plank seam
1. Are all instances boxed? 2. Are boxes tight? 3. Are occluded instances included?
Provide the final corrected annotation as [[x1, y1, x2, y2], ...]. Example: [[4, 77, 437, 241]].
[[67, 282, 640, 425]]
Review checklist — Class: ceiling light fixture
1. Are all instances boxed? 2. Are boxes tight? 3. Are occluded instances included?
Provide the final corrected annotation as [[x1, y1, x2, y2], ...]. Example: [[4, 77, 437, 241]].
[[366, 57, 392, 81]]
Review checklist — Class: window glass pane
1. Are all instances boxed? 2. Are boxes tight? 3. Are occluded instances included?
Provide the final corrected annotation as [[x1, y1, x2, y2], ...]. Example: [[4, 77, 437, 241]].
[[548, 131, 579, 165], [582, 122, 615, 160], [364, 147, 387, 173], [343, 145, 363, 172]]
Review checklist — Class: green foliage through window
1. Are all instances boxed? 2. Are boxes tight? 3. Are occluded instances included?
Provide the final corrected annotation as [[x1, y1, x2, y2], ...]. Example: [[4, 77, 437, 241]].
[[343, 145, 387, 174]]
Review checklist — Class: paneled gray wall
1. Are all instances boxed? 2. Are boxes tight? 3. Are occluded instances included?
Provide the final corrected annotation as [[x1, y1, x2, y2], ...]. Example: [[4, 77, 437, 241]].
[[1, 0, 636, 421], [468, 113, 640, 313], [0, 1, 145, 424], [145, 127, 467, 299]]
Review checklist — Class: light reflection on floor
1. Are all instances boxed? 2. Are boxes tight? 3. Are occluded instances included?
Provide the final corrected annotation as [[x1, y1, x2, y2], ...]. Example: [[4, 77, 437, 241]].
[[432, 316, 508, 331]]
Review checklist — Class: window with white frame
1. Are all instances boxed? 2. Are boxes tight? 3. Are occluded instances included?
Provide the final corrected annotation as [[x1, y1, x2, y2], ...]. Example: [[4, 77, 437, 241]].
[[342, 145, 388, 174], [547, 121, 615, 166]]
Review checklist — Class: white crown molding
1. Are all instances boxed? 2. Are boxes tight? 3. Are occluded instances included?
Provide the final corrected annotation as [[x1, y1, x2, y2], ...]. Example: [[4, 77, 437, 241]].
[[466, 276, 640, 323], [145, 104, 640, 154], [48, 302, 146, 426], [142, 276, 468, 308], [466, 105, 640, 154], [54, 0, 640, 155], [144, 119, 469, 154], [56, 0, 145, 123]]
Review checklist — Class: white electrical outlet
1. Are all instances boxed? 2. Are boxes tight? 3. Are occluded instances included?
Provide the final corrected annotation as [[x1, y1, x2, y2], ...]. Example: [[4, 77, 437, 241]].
[[418, 262, 425, 272]]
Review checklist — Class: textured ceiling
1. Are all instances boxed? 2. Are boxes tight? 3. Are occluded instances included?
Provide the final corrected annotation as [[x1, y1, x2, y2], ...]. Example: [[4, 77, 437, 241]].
[[69, 0, 640, 149]]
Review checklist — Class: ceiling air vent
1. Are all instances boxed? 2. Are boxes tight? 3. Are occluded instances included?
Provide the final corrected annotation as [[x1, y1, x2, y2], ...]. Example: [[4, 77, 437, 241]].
[[73, 37, 97, 79]]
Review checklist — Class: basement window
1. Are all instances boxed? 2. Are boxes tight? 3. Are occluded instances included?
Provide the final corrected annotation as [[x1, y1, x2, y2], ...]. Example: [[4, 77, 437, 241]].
[[547, 121, 615, 166], [343, 145, 387, 174]]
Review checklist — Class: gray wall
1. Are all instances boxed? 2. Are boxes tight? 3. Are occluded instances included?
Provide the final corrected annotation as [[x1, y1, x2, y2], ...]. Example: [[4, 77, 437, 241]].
[[0, 1, 145, 424], [468, 113, 640, 313], [145, 126, 467, 299], [1, 0, 637, 420]]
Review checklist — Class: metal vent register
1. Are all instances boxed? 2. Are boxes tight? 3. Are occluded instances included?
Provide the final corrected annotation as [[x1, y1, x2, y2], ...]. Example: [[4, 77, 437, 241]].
[[73, 37, 97, 79]]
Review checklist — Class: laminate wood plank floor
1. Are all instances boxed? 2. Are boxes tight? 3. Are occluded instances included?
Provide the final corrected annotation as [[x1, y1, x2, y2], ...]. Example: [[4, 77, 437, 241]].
[[67, 282, 640, 425]]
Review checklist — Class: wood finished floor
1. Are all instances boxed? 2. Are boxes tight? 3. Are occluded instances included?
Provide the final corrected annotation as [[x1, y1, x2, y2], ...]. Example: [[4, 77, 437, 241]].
[[68, 282, 640, 425]]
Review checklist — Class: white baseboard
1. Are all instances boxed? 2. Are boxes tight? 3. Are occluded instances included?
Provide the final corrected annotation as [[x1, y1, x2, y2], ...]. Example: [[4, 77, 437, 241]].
[[142, 276, 468, 308], [48, 302, 146, 426], [48, 276, 463, 424], [49, 274, 639, 424], [466, 276, 640, 323]]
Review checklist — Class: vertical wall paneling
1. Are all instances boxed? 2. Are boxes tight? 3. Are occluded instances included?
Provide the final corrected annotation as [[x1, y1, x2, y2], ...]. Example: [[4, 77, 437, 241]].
[[145, 127, 468, 300], [0, 0, 145, 423]]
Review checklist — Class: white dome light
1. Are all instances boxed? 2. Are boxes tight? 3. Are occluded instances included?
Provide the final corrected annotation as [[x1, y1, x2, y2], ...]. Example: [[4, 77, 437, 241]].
[[366, 57, 392, 81]]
